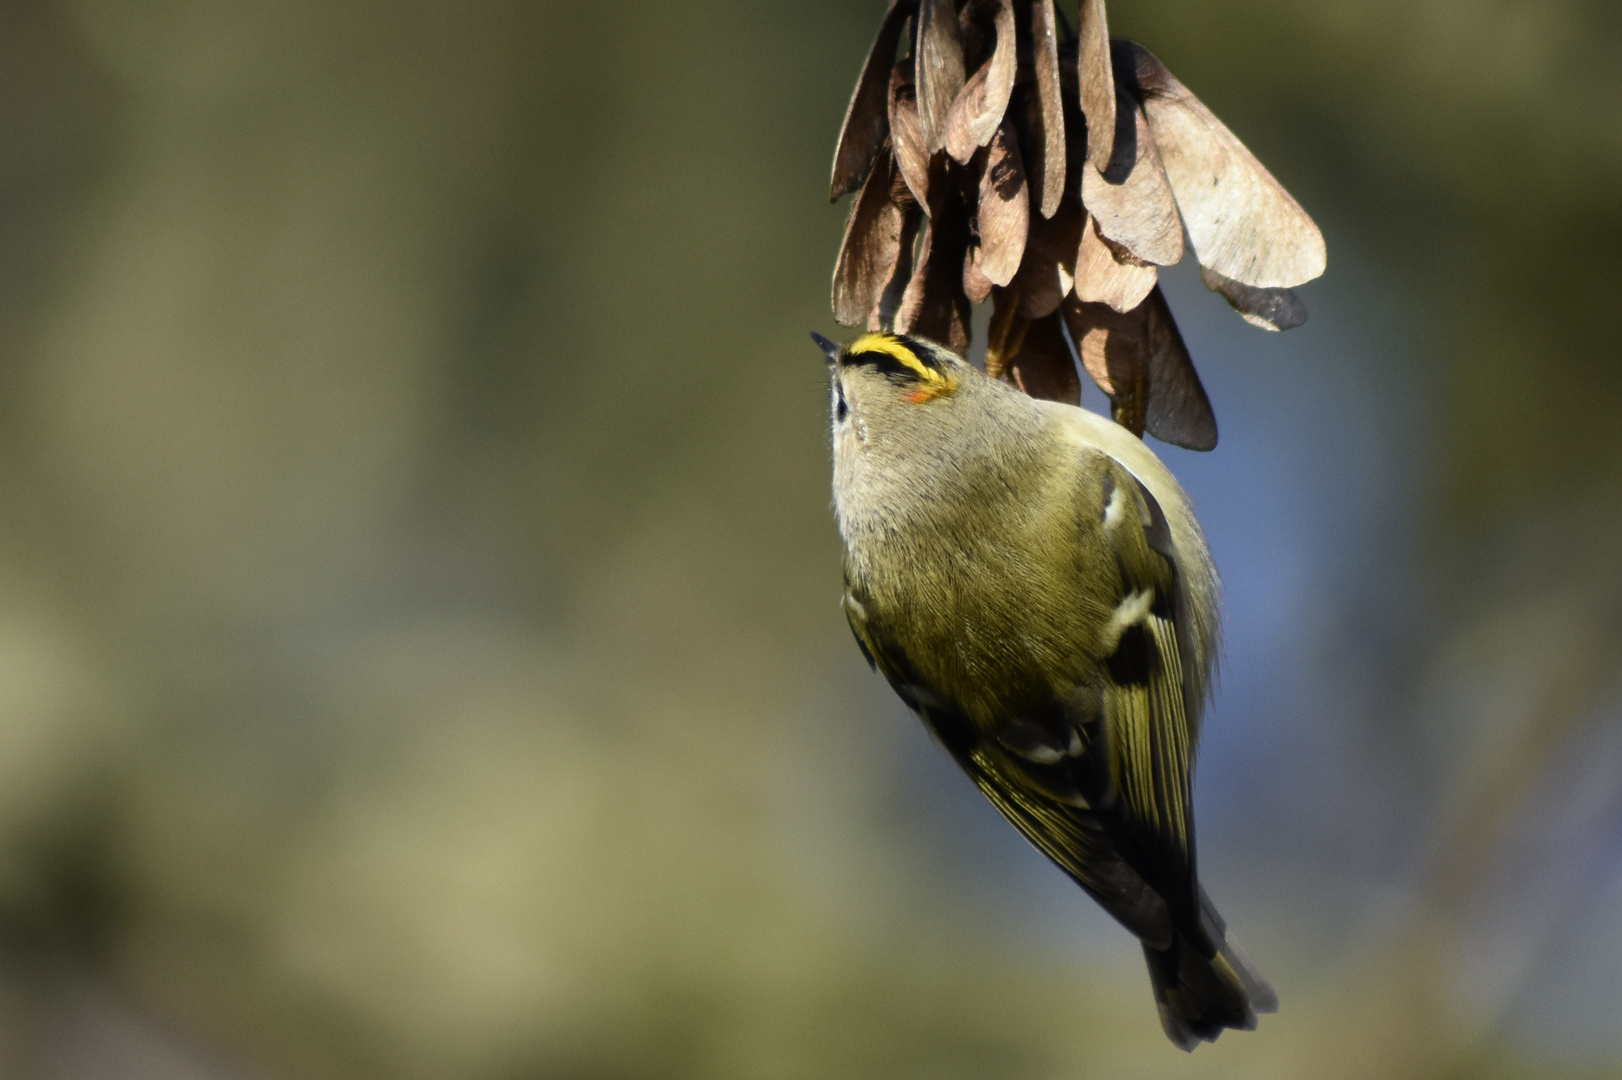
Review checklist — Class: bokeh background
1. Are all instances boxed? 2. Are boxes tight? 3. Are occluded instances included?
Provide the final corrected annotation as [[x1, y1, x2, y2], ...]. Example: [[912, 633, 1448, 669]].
[[0, 0, 1616, 1077]]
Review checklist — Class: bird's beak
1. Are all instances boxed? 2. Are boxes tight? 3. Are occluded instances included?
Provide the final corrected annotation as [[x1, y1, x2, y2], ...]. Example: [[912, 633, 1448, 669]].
[[809, 331, 841, 366]]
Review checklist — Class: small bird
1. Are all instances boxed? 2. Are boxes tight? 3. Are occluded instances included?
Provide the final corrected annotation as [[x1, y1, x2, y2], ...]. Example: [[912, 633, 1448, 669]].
[[815, 329, 1276, 1049]]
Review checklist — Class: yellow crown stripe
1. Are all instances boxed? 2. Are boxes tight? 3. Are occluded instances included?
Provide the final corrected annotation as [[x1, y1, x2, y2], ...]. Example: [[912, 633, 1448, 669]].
[[848, 332, 947, 385]]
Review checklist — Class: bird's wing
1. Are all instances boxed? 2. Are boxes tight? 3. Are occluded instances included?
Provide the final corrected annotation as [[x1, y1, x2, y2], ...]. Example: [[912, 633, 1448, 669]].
[[967, 457, 1200, 937], [844, 572, 1178, 948], [840, 454, 1200, 942], [1083, 457, 1199, 918], [938, 705, 1178, 949]]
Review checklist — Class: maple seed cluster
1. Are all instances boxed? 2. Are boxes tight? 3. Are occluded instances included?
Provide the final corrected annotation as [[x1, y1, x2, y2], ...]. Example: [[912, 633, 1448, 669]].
[[830, 0, 1326, 450]]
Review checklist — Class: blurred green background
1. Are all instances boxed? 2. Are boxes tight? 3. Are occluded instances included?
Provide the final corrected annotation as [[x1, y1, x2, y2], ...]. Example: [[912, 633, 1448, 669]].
[[0, 1, 1617, 1077]]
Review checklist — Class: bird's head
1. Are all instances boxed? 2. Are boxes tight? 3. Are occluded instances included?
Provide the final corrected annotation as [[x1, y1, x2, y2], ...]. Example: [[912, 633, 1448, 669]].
[[812, 331, 971, 453]]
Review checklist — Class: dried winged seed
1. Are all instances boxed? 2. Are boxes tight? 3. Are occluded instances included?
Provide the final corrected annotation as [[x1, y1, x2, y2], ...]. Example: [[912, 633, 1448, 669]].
[[833, 149, 906, 326], [869, 203, 925, 332], [916, 0, 966, 152], [1011, 194, 1083, 318], [956, 0, 991, 67], [1200, 264, 1307, 331], [1078, 0, 1115, 171], [888, 61, 932, 210], [1029, 0, 1066, 218], [889, 158, 918, 209], [1074, 211, 1157, 313], [1062, 295, 1131, 396], [896, 210, 972, 352], [945, 0, 1017, 164], [1062, 294, 1149, 433], [1141, 288, 1216, 449], [971, 121, 1029, 287], [964, 248, 994, 304], [1005, 309, 1082, 404], [1080, 88, 1183, 267], [1062, 289, 1216, 448], [1052, 34, 1090, 165], [1119, 40, 1326, 289], [1063, 292, 1146, 434], [831, 0, 916, 201], [984, 286, 1029, 379]]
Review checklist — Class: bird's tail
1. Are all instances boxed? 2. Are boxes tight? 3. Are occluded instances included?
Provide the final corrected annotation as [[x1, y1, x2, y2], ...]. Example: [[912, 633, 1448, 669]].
[[1141, 887, 1277, 1051]]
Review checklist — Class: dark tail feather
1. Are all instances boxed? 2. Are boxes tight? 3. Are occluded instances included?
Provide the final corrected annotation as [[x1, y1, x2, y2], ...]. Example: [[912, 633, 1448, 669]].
[[1141, 888, 1277, 1051]]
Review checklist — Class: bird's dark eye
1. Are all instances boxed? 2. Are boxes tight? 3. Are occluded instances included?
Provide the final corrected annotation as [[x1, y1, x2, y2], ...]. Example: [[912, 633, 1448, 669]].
[[835, 383, 848, 422]]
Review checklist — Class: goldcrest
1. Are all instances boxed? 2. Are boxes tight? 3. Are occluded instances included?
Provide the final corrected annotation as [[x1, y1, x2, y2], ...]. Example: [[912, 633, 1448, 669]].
[[815, 330, 1275, 1049]]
